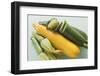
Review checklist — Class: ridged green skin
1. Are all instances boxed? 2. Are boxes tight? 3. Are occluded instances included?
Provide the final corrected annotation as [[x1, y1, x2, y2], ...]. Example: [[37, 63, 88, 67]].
[[72, 27, 88, 40], [31, 37, 43, 54], [57, 21, 88, 48]]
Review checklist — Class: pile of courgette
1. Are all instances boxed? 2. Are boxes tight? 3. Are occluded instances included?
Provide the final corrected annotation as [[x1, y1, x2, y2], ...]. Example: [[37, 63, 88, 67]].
[[40, 18, 88, 48], [31, 18, 88, 60]]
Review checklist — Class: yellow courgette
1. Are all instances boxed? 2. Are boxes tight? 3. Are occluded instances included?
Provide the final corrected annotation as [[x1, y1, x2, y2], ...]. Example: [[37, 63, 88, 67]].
[[33, 24, 80, 58]]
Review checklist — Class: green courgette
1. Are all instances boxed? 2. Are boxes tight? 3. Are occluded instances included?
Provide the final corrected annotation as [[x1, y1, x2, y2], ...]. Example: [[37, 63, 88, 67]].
[[32, 33, 57, 60], [58, 21, 88, 48], [72, 27, 88, 40], [31, 36, 43, 54], [32, 32, 44, 42], [31, 35, 50, 60]]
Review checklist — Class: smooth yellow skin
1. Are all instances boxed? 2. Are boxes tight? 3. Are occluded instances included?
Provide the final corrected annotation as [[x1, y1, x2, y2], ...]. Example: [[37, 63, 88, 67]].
[[33, 24, 80, 58]]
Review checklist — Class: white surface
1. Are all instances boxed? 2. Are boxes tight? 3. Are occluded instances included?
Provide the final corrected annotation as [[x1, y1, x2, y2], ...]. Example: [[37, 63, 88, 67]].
[[0, 0, 100, 76], [20, 6, 94, 70]]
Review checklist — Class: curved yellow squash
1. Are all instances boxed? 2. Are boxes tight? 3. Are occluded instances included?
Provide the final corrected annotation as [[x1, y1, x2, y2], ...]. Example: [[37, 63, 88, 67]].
[[33, 24, 80, 58]]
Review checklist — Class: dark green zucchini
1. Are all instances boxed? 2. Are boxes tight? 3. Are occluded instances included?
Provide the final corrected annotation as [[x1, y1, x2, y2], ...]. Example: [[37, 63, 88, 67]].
[[56, 21, 88, 48], [72, 27, 88, 40]]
